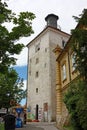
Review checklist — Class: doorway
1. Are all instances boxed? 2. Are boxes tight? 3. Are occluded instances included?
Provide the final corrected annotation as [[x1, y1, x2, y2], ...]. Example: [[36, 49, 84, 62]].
[[36, 104, 38, 120]]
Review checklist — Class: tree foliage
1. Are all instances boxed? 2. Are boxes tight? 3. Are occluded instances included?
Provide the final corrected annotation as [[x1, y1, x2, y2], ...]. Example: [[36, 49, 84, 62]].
[[0, 0, 35, 72], [64, 9, 87, 130], [0, 0, 35, 108], [71, 9, 87, 81], [0, 68, 26, 109], [64, 80, 87, 130]]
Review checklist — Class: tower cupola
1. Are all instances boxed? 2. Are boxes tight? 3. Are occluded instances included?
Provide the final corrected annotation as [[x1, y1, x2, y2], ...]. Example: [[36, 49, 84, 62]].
[[45, 14, 59, 28]]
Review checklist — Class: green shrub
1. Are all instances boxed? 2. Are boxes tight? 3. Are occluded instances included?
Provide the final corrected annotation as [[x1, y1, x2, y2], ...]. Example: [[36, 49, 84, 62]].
[[64, 80, 87, 130]]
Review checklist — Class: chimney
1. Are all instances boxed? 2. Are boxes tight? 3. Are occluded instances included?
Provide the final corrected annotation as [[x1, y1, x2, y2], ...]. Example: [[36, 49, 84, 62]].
[[45, 14, 59, 28]]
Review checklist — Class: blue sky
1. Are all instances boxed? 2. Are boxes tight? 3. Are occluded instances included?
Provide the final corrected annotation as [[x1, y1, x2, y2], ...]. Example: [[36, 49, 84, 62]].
[[14, 66, 27, 106], [14, 66, 27, 80]]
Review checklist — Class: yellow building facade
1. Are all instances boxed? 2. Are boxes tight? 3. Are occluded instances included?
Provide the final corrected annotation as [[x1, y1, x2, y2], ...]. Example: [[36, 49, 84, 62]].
[[54, 42, 79, 128]]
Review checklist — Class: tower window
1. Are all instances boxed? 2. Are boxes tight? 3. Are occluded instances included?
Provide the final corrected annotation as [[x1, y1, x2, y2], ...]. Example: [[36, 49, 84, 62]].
[[62, 40, 66, 48], [35, 71, 39, 78], [45, 48, 47, 52], [35, 43, 40, 52], [36, 58, 39, 64], [36, 88, 38, 93], [30, 58, 32, 63], [29, 71, 31, 75], [44, 63, 47, 68]]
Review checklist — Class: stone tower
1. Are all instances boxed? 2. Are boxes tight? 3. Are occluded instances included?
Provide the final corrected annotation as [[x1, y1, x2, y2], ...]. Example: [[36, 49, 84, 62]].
[[27, 14, 70, 122]]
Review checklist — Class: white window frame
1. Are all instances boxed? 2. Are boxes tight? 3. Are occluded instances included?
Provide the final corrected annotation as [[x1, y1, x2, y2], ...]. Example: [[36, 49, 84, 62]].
[[62, 64, 66, 81]]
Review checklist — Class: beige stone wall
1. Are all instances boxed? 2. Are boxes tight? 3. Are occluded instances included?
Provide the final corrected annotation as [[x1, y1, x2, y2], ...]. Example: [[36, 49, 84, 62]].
[[27, 29, 57, 122]]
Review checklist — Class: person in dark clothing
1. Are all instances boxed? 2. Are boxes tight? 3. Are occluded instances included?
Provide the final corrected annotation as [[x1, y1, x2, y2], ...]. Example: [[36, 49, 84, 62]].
[[24, 112, 26, 124]]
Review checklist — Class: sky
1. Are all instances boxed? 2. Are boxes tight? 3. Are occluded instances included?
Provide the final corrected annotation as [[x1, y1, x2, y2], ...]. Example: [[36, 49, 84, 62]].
[[5, 0, 87, 105]]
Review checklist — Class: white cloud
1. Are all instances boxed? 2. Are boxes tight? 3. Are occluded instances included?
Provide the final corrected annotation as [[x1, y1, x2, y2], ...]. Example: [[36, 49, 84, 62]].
[[6, 0, 87, 66], [14, 44, 28, 66]]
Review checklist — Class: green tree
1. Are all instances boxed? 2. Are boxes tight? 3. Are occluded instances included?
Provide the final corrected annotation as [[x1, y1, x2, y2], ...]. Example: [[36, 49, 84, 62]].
[[71, 9, 87, 81], [0, 0, 35, 109], [0, 68, 26, 109], [0, 0, 35, 72], [64, 9, 87, 130], [64, 80, 87, 130]]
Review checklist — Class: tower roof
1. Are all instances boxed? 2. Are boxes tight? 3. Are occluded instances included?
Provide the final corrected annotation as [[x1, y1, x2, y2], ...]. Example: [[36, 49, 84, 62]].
[[45, 14, 59, 28]]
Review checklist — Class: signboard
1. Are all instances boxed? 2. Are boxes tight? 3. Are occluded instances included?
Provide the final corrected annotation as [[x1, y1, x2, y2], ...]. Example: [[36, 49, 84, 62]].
[[15, 108, 23, 114]]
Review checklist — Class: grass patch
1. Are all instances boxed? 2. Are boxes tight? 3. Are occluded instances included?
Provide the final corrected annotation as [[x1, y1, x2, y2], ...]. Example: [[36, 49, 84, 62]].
[[0, 123, 4, 130], [64, 125, 74, 130]]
